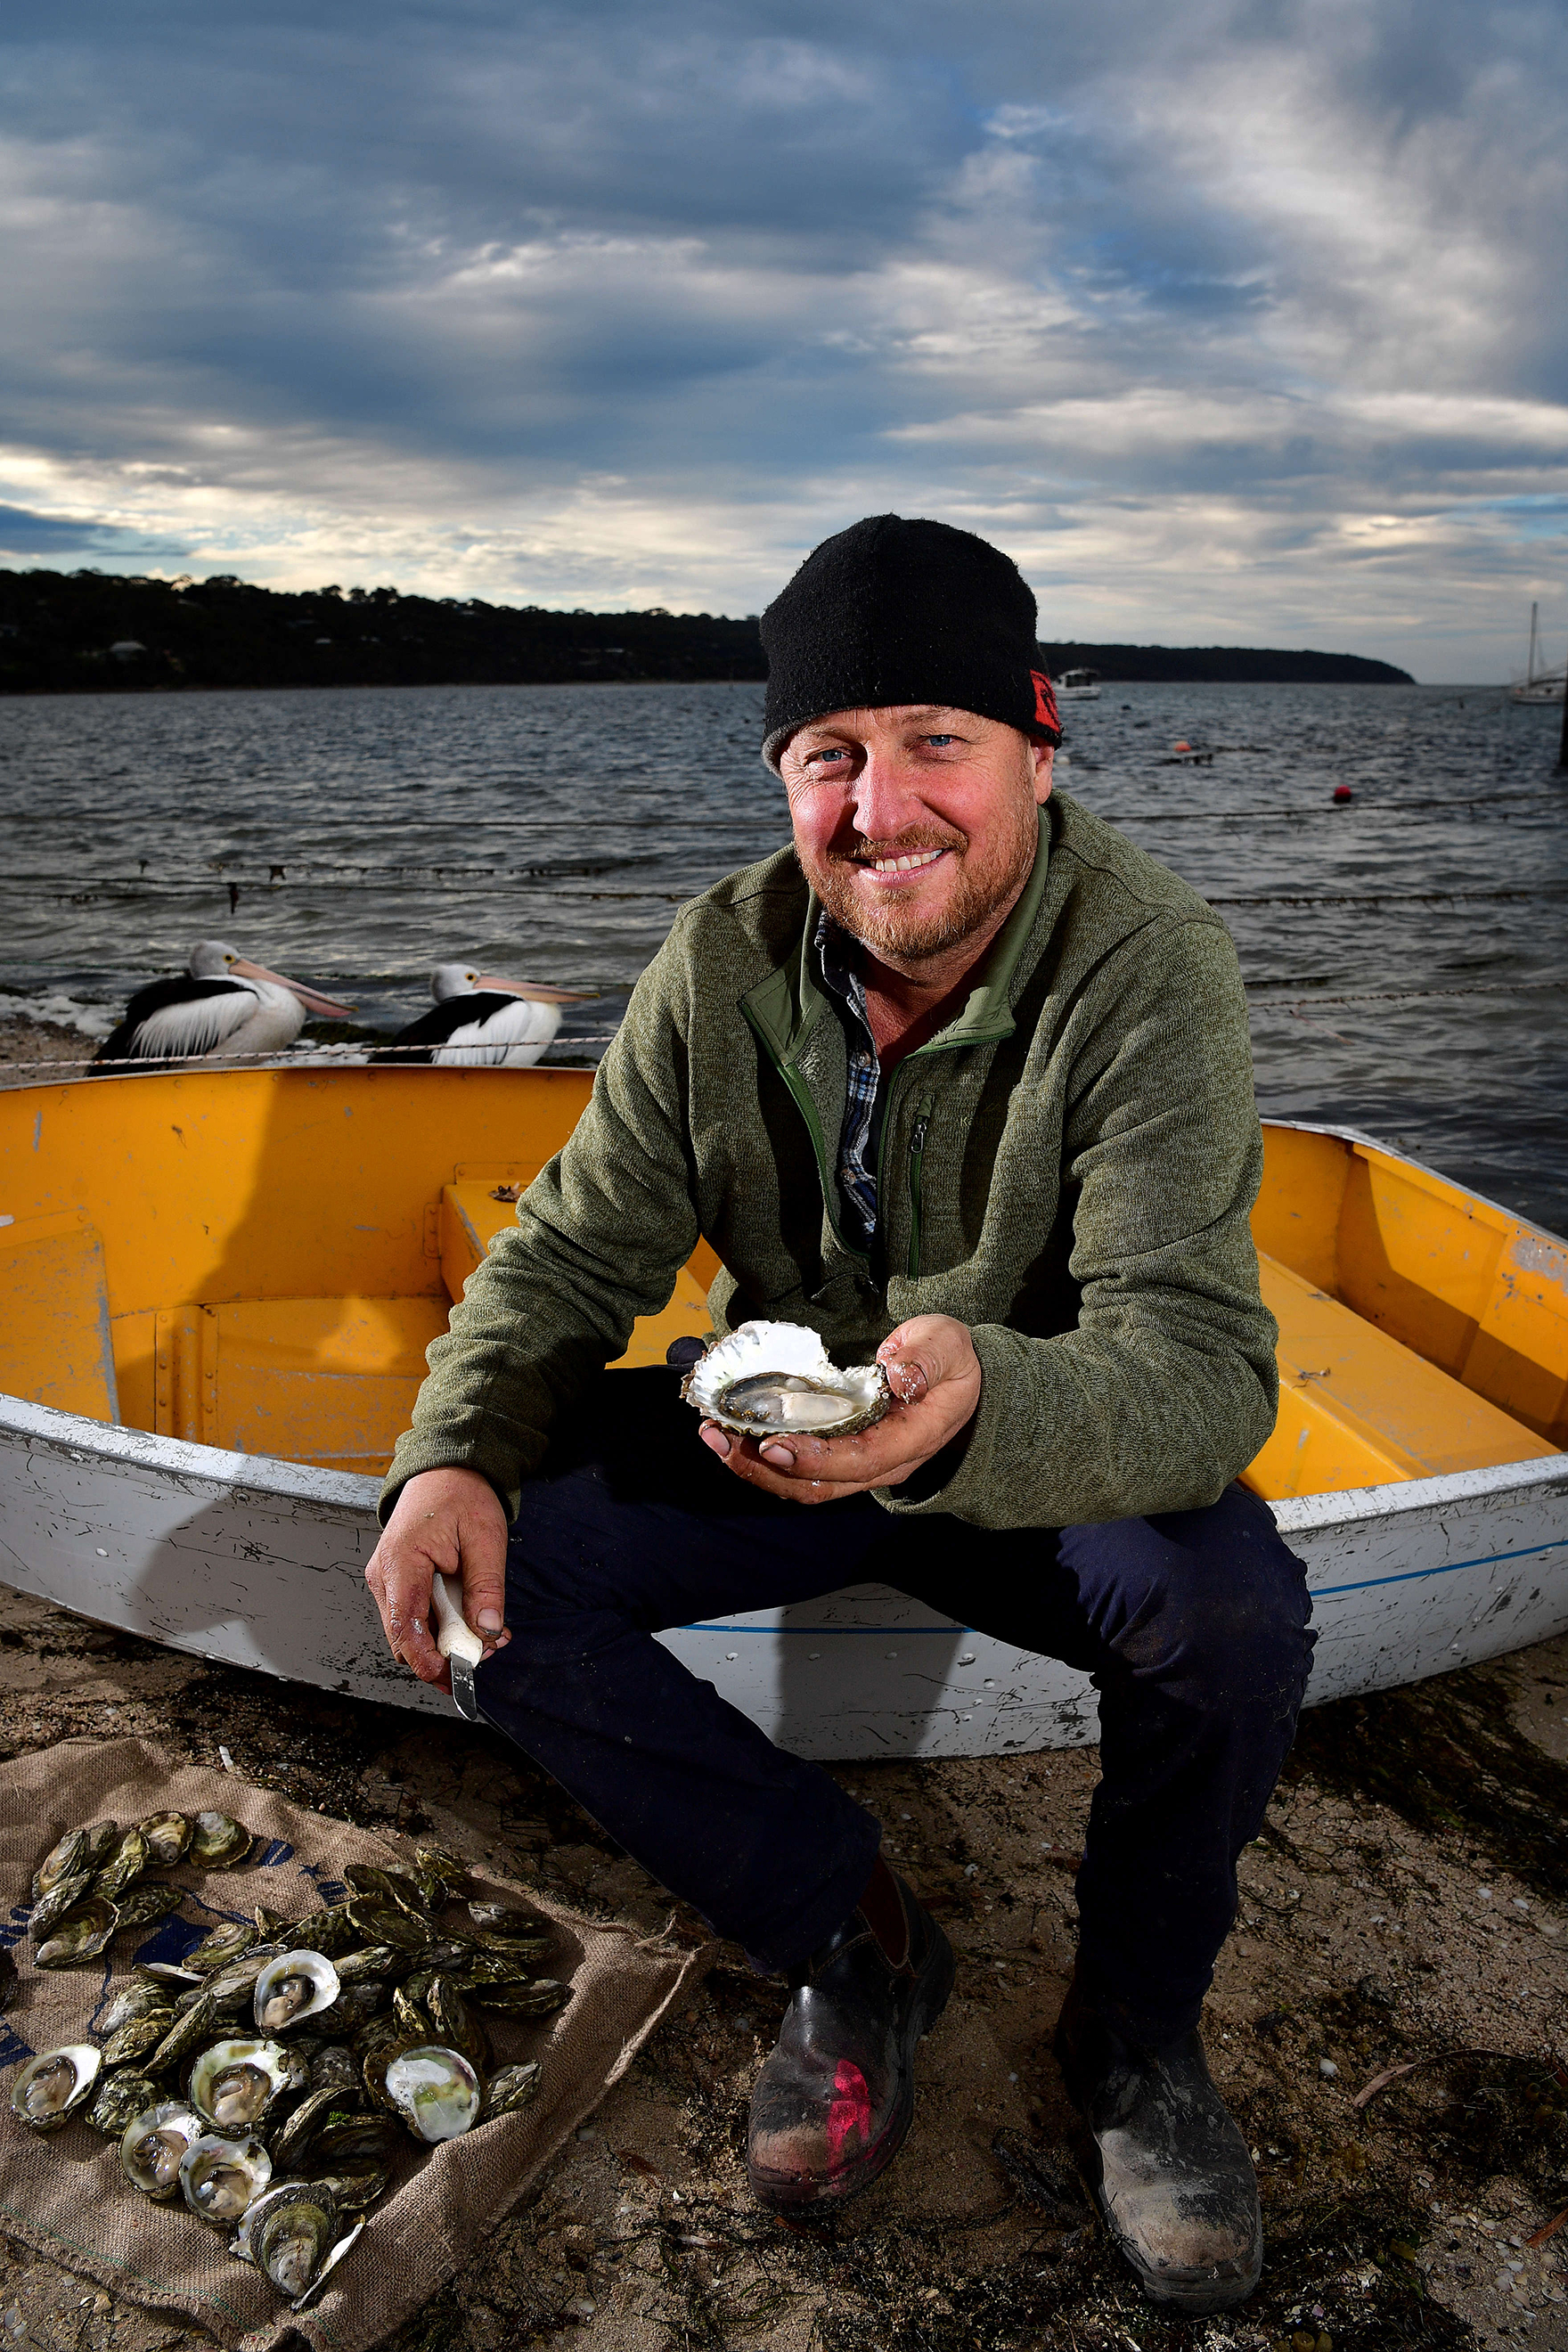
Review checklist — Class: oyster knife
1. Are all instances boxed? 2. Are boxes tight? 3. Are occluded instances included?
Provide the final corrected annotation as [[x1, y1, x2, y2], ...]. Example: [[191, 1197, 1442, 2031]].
[[431, 1573, 483, 1721]]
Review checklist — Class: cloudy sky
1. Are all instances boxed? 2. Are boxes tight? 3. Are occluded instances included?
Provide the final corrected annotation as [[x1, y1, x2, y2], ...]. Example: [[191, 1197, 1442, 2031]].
[[2, 0, 1564, 677]]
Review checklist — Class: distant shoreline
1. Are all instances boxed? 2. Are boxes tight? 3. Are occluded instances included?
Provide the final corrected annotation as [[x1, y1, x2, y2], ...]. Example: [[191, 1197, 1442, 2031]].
[[0, 568, 1416, 692]]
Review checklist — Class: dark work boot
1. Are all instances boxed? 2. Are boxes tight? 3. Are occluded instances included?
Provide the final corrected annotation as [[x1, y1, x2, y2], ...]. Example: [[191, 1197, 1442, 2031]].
[[747, 1858, 955, 2211], [1054, 1983, 1262, 2312]]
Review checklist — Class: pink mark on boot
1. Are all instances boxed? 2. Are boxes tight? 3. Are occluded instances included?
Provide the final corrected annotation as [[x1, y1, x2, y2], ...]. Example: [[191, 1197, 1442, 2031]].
[[825, 2059, 874, 2165]]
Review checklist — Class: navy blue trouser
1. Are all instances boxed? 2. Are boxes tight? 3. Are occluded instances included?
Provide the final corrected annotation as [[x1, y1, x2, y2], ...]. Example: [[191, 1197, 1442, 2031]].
[[475, 1368, 1315, 2043]]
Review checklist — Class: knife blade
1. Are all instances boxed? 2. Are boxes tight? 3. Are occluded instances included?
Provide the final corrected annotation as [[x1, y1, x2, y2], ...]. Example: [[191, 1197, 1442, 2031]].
[[431, 1572, 484, 1721]]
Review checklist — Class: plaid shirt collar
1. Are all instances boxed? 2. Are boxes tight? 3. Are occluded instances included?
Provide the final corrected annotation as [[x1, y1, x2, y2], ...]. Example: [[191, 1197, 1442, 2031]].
[[814, 912, 880, 1245]]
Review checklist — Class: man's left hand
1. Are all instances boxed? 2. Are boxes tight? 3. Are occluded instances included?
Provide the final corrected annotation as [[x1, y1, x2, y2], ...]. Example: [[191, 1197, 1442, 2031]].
[[698, 1313, 982, 1503]]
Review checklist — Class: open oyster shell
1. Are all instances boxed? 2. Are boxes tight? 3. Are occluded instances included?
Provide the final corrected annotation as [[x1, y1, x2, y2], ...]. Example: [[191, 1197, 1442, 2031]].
[[682, 1321, 892, 1440], [189, 2036, 292, 2130], [180, 2130, 272, 2223], [11, 2045, 101, 2132], [253, 1948, 341, 2034], [120, 2101, 204, 2199], [384, 2045, 481, 2143]]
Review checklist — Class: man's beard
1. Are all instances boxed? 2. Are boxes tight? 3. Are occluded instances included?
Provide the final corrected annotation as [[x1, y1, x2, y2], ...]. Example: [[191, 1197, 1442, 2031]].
[[801, 792, 1039, 964]]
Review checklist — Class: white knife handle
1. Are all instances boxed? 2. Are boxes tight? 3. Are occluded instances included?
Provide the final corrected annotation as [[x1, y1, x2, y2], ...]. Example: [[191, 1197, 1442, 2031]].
[[432, 1573, 485, 1668]]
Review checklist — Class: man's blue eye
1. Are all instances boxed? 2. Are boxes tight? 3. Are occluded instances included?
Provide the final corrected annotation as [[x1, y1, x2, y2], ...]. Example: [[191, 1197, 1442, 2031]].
[[925, 735, 955, 747]]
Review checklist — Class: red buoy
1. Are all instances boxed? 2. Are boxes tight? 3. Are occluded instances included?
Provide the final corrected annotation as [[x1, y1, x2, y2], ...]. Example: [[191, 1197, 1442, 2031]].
[[1173, 739, 1192, 753], [1332, 784, 1353, 804]]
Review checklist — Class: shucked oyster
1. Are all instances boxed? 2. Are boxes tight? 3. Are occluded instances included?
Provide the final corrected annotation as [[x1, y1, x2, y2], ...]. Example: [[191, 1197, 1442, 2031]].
[[180, 2130, 272, 2223], [682, 1321, 892, 1440], [253, 1948, 341, 2033], [11, 2045, 101, 2132], [120, 2100, 203, 2199], [189, 2037, 292, 2129]]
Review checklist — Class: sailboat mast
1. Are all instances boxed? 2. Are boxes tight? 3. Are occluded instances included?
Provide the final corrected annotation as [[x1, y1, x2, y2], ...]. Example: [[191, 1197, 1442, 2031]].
[[1527, 601, 1539, 686]]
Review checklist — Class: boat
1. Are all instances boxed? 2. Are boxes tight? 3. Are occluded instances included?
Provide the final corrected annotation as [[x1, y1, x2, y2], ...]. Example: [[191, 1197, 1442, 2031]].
[[0, 1065, 1563, 1758], [1510, 602, 1566, 705], [1055, 666, 1102, 700]]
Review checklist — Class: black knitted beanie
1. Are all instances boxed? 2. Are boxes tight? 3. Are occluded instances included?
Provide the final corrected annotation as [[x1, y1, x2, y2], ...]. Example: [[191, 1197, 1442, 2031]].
[[760, 513, 1060, 770]]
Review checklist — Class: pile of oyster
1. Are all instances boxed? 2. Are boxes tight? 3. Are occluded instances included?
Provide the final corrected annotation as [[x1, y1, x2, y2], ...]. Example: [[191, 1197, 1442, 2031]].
[[9, 1815, 568, 2313]]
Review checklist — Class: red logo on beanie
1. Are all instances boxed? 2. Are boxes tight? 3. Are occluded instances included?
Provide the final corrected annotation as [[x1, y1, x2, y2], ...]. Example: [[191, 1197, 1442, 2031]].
[[1030, 670, 1060, 735]]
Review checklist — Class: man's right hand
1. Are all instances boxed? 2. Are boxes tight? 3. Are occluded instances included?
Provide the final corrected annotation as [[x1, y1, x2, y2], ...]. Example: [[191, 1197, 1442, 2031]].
[[364, 1466, 510, 1688]]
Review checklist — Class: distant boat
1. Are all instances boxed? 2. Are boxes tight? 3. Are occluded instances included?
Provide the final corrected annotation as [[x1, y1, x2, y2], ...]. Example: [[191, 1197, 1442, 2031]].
[[1511, 602, 1565, 705], [1056, 666, 1102, 700]]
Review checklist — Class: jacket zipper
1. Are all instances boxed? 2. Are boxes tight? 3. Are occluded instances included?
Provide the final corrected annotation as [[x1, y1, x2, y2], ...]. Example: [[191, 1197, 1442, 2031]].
[[907, 1111, 932, 1278]]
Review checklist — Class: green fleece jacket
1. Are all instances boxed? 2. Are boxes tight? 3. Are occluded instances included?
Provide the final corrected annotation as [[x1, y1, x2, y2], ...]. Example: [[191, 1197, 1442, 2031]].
[[381, 793, 1278, 1530]]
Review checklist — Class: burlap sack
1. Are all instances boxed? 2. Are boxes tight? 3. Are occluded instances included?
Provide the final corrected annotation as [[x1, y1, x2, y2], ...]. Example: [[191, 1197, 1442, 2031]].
[[0, 1739, 714, 2352]]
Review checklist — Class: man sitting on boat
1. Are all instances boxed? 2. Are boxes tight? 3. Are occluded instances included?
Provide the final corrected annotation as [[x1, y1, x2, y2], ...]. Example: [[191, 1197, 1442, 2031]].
[[365, 515, 1312, 2316]]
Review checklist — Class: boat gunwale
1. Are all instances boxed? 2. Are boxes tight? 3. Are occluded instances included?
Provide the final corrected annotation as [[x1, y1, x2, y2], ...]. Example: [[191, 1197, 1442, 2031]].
[[4, 1390, 1564, 1552]]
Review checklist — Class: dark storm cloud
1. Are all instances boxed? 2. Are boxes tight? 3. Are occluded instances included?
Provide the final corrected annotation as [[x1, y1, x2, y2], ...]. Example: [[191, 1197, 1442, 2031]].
[[1, 0, 1564, 674]]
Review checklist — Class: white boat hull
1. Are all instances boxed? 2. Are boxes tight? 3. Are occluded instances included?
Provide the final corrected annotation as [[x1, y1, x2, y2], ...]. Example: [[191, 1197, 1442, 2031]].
[[3, 1394, 1564, 1757]]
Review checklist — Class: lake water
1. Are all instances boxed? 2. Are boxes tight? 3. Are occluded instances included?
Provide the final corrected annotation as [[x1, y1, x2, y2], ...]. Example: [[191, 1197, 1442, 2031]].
[[2, 679, 1565, 1231]]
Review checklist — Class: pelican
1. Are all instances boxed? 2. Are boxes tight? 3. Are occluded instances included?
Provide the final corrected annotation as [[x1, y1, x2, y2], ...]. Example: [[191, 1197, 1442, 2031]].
[[380, 963, 587, 1067], [94, 941, 354, 1066]]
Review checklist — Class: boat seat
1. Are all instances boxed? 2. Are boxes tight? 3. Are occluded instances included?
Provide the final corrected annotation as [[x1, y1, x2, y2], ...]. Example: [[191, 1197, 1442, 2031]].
[[1245, 1252, 1561, 1499], [0, 1210, 120, 1424], [439, 1181, 717, 1370]]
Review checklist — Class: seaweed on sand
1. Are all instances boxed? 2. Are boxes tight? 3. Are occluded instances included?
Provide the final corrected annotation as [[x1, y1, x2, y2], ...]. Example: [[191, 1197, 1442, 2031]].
[[1284, 1658, 1568, 1897]]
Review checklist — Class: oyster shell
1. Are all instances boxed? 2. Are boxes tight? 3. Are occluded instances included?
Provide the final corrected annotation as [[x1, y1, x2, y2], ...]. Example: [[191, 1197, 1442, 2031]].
[[29, 1871, 96, 1939], [31, 1828, 88, 1902], [311, 2167, 387, 2217], [189, 2036, 292, 2129], [35, 1897, 118, 1969], [335, 1944, 399, 1984], [384, 2046, 481, 2143], [180, 2130, 272, 2223], [87, 2068, 161, 2137], [323, 1980, 388, 2031], [346, 1901, 427, 1954], [184, 1920, 257, 1974], [311, 2113, 399, 2175], [94, 1827, 150, 1900], [467, 1976, 572, 2016], [110, 1883, 186, 1931], [294, 2217, 365, 2315], [11, 2045, 102, 2132], [102, 1979, 176, 2035], [198, 1953, 274, 2018], [137, 1810, 194, 1867], [343, 1864, 429, 1918], [427, 1977, 490, 2073], [120, 2100, 203, 2198], [188, 1811, 252, 1868], [682, 1321, 892, 1439], [414, 1843, 473, 1902], [102, 2010, 176, 2068], [296, 1902, 359, 1957], [234, 2180, 336, 2295], [467, 1898, 549, 1939], [308, 2045, 360, 2095], [148, 1989, 218, 2073], [254, 1948, 342, 2034], [480, 2061, 542, 2121]]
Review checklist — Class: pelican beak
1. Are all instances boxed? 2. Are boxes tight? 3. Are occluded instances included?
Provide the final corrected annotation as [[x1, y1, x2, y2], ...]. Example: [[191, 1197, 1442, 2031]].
[[474, 976, 590, 1002], [231, 959, 355, 1018]]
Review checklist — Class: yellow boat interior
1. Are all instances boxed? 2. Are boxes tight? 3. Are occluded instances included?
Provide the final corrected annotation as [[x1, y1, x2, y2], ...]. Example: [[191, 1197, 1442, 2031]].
[[0, 1066, 1563, 1499]]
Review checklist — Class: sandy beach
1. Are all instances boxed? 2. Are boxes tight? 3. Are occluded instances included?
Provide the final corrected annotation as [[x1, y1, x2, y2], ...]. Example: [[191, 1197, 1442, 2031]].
[[0, 1577, 1563, 2352]]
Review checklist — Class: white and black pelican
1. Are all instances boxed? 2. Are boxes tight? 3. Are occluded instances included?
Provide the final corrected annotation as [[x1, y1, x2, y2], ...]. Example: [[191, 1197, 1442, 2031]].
[[380, 963, 586, 1067], [94, 941, 354, 1066]]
